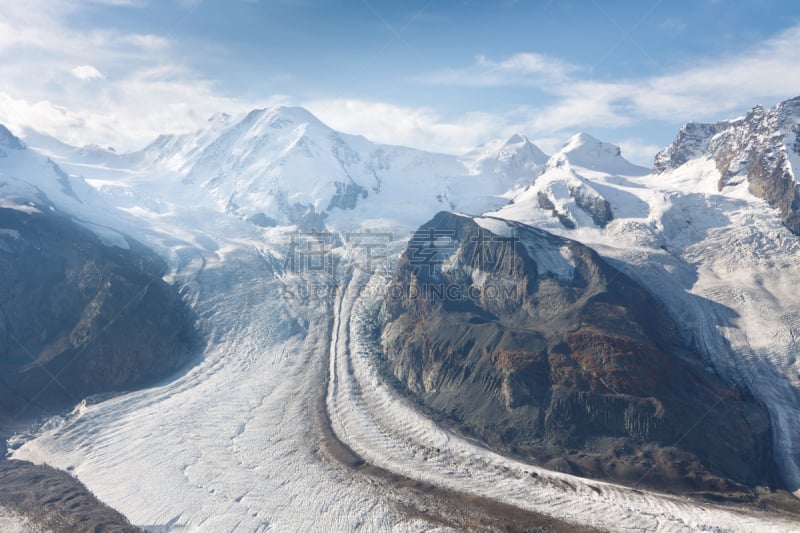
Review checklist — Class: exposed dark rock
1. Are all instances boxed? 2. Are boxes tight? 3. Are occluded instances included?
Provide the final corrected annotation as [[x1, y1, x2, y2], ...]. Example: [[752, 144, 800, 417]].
[[654, 97, 800, 235], [379, 211, 779, 495], [569, 185, 613, 228], [0, 206, 196, 423], [536, 191, 556, 212], [653, 122, 724, 173], [536, 191, 576, 229], [0, 459, 142, 532]]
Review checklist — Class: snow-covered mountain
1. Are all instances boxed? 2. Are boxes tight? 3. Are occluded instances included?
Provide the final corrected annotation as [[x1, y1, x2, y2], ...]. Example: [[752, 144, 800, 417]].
[[493, 133, 648, 230], [655, 97, 800, 234], [0, 125, 94, 215], [78, 107, 545, 232], [460, 133, 548, 185]]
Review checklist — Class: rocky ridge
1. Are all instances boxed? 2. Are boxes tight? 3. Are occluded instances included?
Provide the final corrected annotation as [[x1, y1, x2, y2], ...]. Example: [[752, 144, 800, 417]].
[[379, 211, 779, 496], [655, 97, 800, 234]]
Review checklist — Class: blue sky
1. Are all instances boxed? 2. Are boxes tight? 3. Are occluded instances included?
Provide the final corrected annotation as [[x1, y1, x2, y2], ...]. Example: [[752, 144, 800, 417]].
[[2, 0, 800, 163]]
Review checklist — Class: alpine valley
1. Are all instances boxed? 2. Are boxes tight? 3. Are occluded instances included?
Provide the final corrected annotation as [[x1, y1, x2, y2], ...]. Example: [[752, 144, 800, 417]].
[[2, 97, 800, 532]]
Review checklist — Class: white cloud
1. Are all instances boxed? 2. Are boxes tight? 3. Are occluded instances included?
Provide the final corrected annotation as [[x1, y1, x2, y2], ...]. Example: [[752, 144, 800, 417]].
[[1, 0, 799, 166], [416, 52, 577, 87], [123, 34, 171, 51], [71, 65, 105, 81], [0, 0, 266, 150], [416, 25, 800, 143], [630, 26, 800, 120], [615, 138, 663, 167], [304, 99, 518, 154]]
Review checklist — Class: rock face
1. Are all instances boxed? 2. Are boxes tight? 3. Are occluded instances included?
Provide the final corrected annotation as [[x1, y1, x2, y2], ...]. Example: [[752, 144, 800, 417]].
[[569, 183, 614, 228], [0, 460, 141, 533], [654, 97, 800, 234], [380, 212, 778, 494], [0, 207, 196, 421]]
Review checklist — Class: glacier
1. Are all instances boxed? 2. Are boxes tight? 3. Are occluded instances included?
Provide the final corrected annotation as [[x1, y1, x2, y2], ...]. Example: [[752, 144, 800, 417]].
[[3, 103, 800, 531]]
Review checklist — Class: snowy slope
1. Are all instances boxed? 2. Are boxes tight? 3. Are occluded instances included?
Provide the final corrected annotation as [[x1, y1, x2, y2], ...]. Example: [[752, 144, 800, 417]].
[[112, 107, 541, 232], [21, 108, 551, 236], [496, 133, 648, 231], [0, 505, 34, 533], [0, 125, 90, 211], [460, 133, 547, 190]]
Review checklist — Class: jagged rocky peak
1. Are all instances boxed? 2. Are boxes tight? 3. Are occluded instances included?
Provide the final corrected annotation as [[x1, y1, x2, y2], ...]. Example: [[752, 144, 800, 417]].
[[379, 211, 780, 495], [653, 121, 726, 173], [0, 125, 26, 151], [654, 97, 800, 234]]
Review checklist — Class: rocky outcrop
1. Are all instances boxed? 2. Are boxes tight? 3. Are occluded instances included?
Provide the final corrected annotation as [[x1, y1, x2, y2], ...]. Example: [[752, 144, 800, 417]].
[[654, 97, 800, 234], [0, 459, 142, 532], [653, 122, 725, 173], [379, 212, 779, 495], [569, 184, 614, 227], [0, 207, 196, 421]]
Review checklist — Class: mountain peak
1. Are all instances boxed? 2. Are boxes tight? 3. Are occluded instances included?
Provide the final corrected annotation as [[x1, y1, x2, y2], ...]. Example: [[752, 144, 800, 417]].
[[462, 133, 548, 181], [503, 133, 527, 145], [654, 96, 800, 234], [258, 106, 324, 127], [554, 132, 645, 175], [208, 112, 232, 125], [0, 124, 26, 151], [561, 132, 605, 151]]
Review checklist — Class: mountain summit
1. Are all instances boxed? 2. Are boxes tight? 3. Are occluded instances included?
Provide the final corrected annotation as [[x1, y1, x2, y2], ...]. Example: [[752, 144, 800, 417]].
[[490, 132, 648, 231], [655, 97, 800, 234], [552, 133, 647, 176], [462, 133, 548, 182], [119, 106, 523, 230]]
